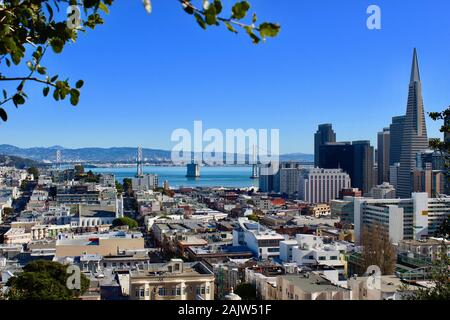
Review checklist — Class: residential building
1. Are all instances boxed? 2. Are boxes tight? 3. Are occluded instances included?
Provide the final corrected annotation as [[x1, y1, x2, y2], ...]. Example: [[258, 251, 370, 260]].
[[131, 174, 159, 192], [276, 273, 351, 300], [232, 218, 285, 259], [129, 259, 215, 300], [55, 231, 145, 257]]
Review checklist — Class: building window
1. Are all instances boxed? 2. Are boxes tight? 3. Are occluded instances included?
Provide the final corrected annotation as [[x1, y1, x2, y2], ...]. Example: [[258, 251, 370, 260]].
[[140, 288, 145, 297], [176, 287, 181, 296], [318, 256, 326, 261], [330, 256, 338, 260], [159, 287, 166, 296]]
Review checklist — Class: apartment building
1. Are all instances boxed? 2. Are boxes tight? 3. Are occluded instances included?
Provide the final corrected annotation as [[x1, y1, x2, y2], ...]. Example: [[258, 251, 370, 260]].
[[232, 218, 285, 259], [129, 259, 215, 300], [276, 273, 351, 300]]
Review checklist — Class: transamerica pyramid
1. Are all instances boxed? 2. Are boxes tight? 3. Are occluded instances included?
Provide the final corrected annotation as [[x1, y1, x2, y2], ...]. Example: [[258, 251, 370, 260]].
[[397, 48, 429, 198]]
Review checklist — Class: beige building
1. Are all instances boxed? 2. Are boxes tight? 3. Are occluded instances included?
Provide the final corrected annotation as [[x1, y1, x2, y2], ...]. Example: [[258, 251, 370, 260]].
[[129, 259, 215, 300], [347, 275, 417, 300], [307, 203, 331, 217], [55, 231, 144, 257], [276, 274, 351, 300], [3, 228, 32, 245]]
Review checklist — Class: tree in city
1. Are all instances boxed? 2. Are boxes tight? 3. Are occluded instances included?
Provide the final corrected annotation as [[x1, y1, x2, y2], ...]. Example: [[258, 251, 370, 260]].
[[1, 207, 14, 220], [0, 0, 280, 123], [115, 180, 124, 194], [6, 260, 89, 300], [405, 242, 450, 300], [112, 216, 138, 229], [428, 106, 450, 192], [360, 223, 396, 275], [234, 282, 257, 300], [74, 164, 84, 176], [123, 178, 133, 196], [26, 166, 40, 179], [84, 170, 100, 183]]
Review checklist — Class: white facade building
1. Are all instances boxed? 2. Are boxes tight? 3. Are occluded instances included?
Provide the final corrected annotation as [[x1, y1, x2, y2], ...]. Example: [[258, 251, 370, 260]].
[[232, 218, 285, 259], [298, 168, 351, 204], [132, 174, 159, 191], [354, 192, 450, 244]]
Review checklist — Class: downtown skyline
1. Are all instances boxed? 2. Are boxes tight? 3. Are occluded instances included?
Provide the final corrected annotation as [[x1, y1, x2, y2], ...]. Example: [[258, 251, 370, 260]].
[[1, 0, 450, 154]]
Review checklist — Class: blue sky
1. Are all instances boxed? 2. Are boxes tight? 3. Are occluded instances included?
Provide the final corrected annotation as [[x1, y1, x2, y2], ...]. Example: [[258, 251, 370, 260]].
[[1, 0, 450, 154]]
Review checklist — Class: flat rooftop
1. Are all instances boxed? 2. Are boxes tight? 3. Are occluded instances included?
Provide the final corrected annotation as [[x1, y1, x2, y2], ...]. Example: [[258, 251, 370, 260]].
[[280, 274, 348, 293]]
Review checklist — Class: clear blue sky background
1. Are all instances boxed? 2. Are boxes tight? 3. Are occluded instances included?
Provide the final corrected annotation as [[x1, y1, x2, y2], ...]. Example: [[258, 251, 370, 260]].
[[1, 0, 450, 154]]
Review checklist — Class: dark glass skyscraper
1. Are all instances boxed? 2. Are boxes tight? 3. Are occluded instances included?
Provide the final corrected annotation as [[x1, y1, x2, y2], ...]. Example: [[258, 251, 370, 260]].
[[314, 124, 336, 167], [377, 128, 390, 184], [319, 141, 374, 194], [397, 49, 429, 198], [389, 115, 406, 165]]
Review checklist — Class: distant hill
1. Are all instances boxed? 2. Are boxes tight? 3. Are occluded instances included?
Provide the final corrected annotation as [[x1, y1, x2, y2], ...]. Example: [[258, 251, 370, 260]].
[[0, 145, 314, 163], [0, 145, 171, 162], [279, 153, 314, 162], [0, 154, 42, 169]]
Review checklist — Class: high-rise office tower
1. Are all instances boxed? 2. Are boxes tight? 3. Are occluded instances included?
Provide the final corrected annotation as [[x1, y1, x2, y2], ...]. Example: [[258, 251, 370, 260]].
[[314, 124, 336, 167], [397, 49, 429, 198], [319, 141, 374, 195], [377, 128, 390, 184], [389, 115, 406, 166], [352, 141, 375, 195]]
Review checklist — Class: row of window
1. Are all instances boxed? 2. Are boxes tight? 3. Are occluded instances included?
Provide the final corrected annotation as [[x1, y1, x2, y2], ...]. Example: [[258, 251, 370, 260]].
[[135, 284, 210, 298]]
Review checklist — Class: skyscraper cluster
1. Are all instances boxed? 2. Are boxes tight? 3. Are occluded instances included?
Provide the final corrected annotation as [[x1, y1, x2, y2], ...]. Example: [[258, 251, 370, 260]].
[[315, 49, 446, 198]]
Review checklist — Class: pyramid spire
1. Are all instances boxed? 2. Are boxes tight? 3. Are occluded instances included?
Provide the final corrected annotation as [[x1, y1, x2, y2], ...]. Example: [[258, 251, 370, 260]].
[[410, 48, 421, 82]]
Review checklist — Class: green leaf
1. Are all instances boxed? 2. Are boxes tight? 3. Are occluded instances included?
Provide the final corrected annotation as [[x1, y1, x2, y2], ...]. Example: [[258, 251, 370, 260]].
[[252, 13, 257, 24], [2, 90, 7, 100], [99, 2, 110, 14], [50, 38, 65, 54], [213, 0, 223, 14], [75, 80, 84, 89], [224, 22, 238, 34], [204, 5, 217, 26], [194, 13, 207, 30], [43, 87, 50, 97], [0, 108, 7, 122], [70, 89, 80, 106], [46, 3, 54, 21], [259, 22, 281, 38], [26, 61, 34, 71], [244, 26, 260, 44], [37, 66, 47, 75], [12, 94, 25, 107], [51, 75, 59, 82], [232, 1, 250, 20]]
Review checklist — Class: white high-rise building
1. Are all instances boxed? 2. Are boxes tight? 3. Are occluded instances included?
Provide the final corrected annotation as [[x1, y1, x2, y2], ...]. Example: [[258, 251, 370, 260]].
[[298, 168, 351, 204], [279, 162, 302, 196], [132, 174, 159, 191], [354, 192, 450, 244]]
